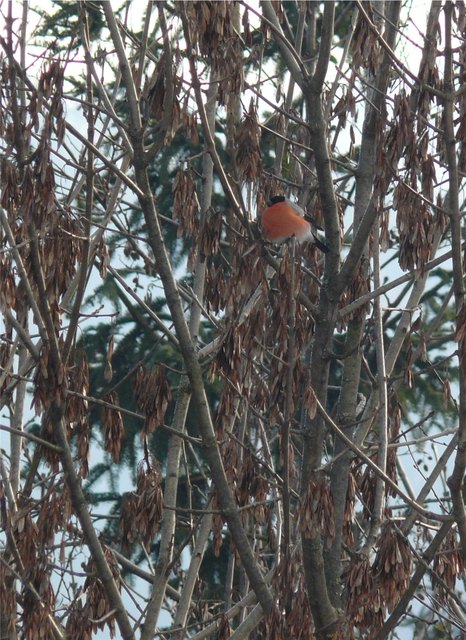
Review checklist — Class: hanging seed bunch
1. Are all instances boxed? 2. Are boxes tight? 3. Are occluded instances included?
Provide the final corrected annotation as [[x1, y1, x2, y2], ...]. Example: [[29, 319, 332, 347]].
[[81, 545, 121, 637], [134, 364, 172, 437], [21, 560, 56, 640], [134, 458, 164, 549], [66, 349, 91, 477], [236, 447, 270, 525], [101, 392, 125, 463], [433, 529, 465, 602], [299, 475, 335, 546], [235, 98, 263, 183], [341, 554, 384, 637], [372, 523, 412, 613], [172, 166, 199, 240], [186, 1, 243, 106], [119, 491, 140, 553], [350, 3, 381, 76]]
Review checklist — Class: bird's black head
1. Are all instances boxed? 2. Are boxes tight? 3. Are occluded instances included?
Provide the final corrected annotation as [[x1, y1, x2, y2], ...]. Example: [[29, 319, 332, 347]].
[[267, 195, 286, 206]]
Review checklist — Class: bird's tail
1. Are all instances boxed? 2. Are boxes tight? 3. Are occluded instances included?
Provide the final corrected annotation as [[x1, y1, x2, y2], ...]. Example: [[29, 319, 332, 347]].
[[312, 233, 330, 253]]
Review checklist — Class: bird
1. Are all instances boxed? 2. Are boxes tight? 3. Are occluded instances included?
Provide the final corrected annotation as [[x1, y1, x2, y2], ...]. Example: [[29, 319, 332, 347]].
[[260, 195, 329, 253]]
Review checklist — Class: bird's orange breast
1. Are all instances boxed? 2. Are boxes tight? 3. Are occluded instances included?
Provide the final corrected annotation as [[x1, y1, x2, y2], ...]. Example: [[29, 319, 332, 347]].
[[261, 202, 310, 242]]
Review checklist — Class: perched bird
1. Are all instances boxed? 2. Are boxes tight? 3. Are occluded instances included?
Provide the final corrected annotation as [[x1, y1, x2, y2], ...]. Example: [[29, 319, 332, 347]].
[[260, 195, 329, 253]]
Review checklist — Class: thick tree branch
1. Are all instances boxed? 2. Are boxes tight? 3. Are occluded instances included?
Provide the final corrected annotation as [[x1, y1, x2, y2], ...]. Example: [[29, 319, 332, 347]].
[[443, 0, 466, 556], [80, 2, 133, 153], [49, 405, 135, 639], [130, 162, 275, 616], [363, 219, 387, 552], [104, 3, 275, 617], [259, 0, 307, 86], [102, 3, 142, 136], [62, 19, 93, 365], [311, 1, 335, 93], [336, 1, 401, 294]]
